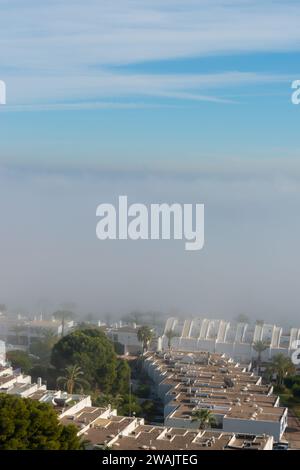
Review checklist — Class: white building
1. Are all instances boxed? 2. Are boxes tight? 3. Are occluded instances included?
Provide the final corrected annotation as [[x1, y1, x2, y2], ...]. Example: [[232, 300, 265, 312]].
[[0, 362, 95, 417], [0, 317, 74, 350], [0, 355, 277, 450], [106, 325, 143, 355], [162, 317, 300, 362], [143, 351, 288, 441], [0, 340, 5, 365]]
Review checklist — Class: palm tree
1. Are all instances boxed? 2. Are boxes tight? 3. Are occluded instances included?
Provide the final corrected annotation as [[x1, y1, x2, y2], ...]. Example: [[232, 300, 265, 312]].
[[53, 310, 75, 337], [268, 354, 295, 386], [57, 365, 89, 394], [165, 329, 178, 351], [137, 326, 154, 354], [253, 340, 269, 372], [192, 409, 216, 430]]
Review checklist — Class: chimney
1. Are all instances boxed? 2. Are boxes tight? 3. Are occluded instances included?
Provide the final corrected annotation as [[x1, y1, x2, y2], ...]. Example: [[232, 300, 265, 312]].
[[37, 377, 42, 387]]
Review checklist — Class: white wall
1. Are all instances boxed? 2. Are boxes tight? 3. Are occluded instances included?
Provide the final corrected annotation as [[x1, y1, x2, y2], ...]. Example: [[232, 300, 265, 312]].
[[223, 413, 287, 441]]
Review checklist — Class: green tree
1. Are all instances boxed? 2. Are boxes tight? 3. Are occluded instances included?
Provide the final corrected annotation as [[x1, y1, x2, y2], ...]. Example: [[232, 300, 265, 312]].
[[118, 394, 142, 417], [165, 329, 178, 351], [74, 322, 98, 331], [137, 326, 154, 353], [57, 365, 89, 394], [41, 329, 58, 343], [141, 400, 157, 421], [29, 365, 59, 389], [112, 359, 130, 395], [113, 341, 125, 355], [0, 394, 83, 449], [51, 328, 118, 393], [192, 409, 216, 430], [53, 310, 76, 337], [292, 384, 300, 399], [284, 375, 300, 389], [268, 354, 295, 386], [93, 391, 142, 417], [253, 340, 269, 372], [29, 329, 58, 365], [93, 393, 124, 409], [6, 350, 33, 374], [136, 383, 151, 398]]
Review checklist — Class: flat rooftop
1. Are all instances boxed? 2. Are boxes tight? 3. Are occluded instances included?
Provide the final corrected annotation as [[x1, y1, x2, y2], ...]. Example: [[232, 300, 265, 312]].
[[145, 351, 286, 426], [84, 416, 136, 445], [60, 406, 108, 428], [106, 425, 271, 451]]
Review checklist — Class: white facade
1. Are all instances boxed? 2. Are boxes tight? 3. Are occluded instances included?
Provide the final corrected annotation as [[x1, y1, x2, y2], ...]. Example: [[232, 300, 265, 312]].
[[143, 352, 288, 441], [0, 317, 74, 350], [223, 410, 288, 442], [106, 326, 142, 354], [0, 340, 5, 365], [162, 317, 300, 362]]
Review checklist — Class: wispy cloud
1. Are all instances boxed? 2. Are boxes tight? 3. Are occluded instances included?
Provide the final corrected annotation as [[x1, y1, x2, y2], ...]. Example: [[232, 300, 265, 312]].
[[1, 0, 300, 68], [0, 101, 177, 112], [2, 71, 292, 106], [0, 1, 299, 105]]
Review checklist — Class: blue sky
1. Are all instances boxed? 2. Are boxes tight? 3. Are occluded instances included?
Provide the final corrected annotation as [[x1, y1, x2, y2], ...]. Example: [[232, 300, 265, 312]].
[[0, 1, 300, 321], [0, 0, 300, 171]]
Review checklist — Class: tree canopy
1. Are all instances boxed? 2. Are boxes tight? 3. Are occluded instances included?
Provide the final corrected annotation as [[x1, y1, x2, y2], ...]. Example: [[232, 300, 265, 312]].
[[29, 330, 58, 365], [0, 394, 83, 450], [268, 353, 295, 386], [165, 329, 178, 350], [192, 409, 216, 430], [6, 350, 33, 374], [112, 359, 130, 395], [51, 328, 118, 393]]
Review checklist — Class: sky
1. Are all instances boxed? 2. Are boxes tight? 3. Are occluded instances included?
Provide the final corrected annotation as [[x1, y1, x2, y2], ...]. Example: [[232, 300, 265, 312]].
[[0, 0, 300, 325]]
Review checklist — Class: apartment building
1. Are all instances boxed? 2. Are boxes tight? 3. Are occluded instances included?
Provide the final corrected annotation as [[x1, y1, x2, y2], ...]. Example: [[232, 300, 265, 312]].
[[162, 317, 300, 362], [106, 324, 143, 355], [143, 351, 288, 441], [0, 363, 95, 418], [0, 340, 5, 365], [55, 404, 273, 450], [0, 358, 276, 450], [0, 316, 74, 350], [84, 420, 273, 450]]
